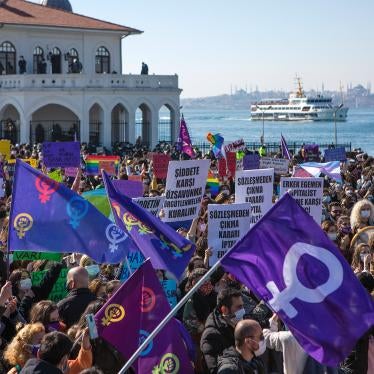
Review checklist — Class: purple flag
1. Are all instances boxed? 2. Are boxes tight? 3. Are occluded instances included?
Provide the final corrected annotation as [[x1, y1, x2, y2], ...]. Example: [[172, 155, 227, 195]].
[[112, 180, 143, 198], [176, 116, 195, 158], [9, 160, 132, 264], [280, 134, 291, 160], [95, 259, 194, 373], [221, 193, 374, 366], [102, 171, 195, 278]]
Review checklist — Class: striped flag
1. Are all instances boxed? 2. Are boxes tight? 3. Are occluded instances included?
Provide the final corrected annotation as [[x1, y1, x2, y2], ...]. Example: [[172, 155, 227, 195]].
[[281, 134, 291, 160]]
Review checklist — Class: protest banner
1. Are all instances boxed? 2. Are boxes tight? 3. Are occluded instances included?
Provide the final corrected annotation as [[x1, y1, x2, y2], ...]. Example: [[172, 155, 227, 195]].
[[85, 155, 120, 175], [235, 168, 274, 225], [113, 180, 143, 198], [65, 167, 79, 177], [260, 157, 290, 175], [31, 268, 68, 302], [243, 154, 260, 170], [224, 138, 246, 153], [226, 152, 237, 177], [13, 251, 62, 261], [218, 158, 227, 177], [208, 203, 251, 266], [161, 279, 177, 308], [324, 147, 347, 162], [279, 177, 323, 223], [119, 250, 145, 281], [163, 159, 210, 222], [133, 196, 165, 216], [152, 154, 171, 179], [43, 142, 80, 168], [0, 140, 11, 160]]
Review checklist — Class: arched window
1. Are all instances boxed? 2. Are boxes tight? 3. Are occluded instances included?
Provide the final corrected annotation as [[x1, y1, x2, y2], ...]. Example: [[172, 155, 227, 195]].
[[33, 46, 44, 74], [0, 42, 16, 75], [66, 48, 81, 73], [95, 46, 110, 74], [49, 47, 61, 74]]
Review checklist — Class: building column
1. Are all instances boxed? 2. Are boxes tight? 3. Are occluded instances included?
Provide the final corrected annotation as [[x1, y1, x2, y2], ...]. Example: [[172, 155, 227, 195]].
[[128, 110, 136, 144], [172, 107, 180, 143], [103, 109, 112, 149], [80, 110, 89, 144], [150, 110, 159, 149], [20, 113, 30, 144]]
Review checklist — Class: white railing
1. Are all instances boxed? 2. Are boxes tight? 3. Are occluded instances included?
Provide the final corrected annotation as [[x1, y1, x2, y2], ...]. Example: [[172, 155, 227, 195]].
[[0, 73, 179, 90]]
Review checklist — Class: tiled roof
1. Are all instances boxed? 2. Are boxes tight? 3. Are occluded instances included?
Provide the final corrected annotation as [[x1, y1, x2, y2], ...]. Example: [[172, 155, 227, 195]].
[[0, 0, 142, 34]]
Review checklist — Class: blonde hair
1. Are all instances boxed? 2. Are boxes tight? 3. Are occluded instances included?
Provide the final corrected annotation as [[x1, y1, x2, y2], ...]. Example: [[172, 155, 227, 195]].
[[4, 323, 45, 367], [79, 255, 93, 267], [350, 199, 374, 231]]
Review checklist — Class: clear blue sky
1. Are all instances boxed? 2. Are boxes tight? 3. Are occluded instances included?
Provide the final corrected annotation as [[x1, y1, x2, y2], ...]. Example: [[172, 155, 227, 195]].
[[31, 0, 374, 97]]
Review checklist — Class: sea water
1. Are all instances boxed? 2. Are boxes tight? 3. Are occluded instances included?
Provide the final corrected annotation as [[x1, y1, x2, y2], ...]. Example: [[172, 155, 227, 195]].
[[182, 108, 374, 156]]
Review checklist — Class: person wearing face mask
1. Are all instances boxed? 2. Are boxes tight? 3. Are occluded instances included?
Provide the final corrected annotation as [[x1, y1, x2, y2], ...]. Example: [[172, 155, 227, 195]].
[[3, 322, 45, 373], [336, 215, 354, 264], [321, 221, 338, 243], [20, 331, 73, 374], [30, 300, 61, 333], [217, 319, 265, 374], [351, 243, 372, 274], [183, 268, 217, 373], [350, 199, 374, 233], [201, 288, 244, 373]]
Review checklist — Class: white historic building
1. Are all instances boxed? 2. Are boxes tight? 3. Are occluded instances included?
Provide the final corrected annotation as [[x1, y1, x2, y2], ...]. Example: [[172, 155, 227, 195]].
[[0, 0, 181, 148]]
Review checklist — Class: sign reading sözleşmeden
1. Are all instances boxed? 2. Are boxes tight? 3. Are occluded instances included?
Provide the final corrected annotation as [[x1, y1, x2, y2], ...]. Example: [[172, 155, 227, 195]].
[[163, 160, 210, 222], [208, 203, 251, 266], [235, 168, 274, 225]]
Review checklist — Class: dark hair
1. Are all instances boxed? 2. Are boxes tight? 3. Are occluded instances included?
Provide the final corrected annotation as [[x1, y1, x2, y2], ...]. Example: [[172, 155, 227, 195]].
[[80, 368, 104, 374], [234, 320, 258, 347], [217, 288, 242, 310], [187, 256, 205, 274], [30, 300, 58, 326], [77, 299, 106, 330], [38, 332, 72, 366], [357, 272, 374, 293], [328, 201, 341, 211], [105, 280, 121, 295]]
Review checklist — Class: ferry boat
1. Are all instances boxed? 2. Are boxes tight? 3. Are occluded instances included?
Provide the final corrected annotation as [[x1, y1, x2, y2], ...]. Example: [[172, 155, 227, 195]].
[[251, 78, 349, 121]]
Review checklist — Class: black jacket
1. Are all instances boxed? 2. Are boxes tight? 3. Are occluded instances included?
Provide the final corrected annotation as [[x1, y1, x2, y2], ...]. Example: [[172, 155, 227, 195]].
[[20, 358, 62, 374], [200, 308, 235, 374], [57, 288, 96, 328], [217, 347, 265, 374]]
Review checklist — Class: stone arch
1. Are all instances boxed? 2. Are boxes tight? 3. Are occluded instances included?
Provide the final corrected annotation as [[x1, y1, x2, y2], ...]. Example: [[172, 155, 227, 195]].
[[0, 103, 20, 144], [111, 103, 130, 145], [30, 103, 80, 143], [89, 103, 104, 146], [158, 103, 177, 143]]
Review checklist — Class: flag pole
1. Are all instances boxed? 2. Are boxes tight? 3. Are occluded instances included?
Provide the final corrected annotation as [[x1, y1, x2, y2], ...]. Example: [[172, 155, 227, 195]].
[[118, 259, 222, 373]]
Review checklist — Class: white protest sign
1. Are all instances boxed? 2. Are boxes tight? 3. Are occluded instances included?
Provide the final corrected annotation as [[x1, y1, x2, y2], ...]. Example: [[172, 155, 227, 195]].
[[208, 203, 251, 266], [279, 177, 323, 223], [132, 196, 165, 216], [260, 157, 290, 175], [235, 168, 274, 225], [163, 160, 210, 222], [224, 138, 246, 153]]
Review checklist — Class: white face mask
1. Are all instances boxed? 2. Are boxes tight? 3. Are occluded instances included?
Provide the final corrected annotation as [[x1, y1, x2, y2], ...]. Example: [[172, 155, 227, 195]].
[[199, 223, 207, 232], [361, 210, 371, 218], [327, 232, 337, 241], [233, 307, 246, 323], [254, 339, 266, 357], [20, 278, 32, 290]]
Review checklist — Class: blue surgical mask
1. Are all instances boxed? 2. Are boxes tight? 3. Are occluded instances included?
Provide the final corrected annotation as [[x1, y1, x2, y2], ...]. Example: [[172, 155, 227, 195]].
[[85, 264, 100, 277]]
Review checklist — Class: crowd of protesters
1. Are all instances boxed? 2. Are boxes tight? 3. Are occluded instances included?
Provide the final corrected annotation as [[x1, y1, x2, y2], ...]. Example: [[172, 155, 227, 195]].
[[0, 139, 371, 373]]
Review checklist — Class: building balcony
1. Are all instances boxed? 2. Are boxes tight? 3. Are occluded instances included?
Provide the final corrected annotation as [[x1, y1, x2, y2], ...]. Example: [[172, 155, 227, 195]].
[[0, 73, 179, 91]]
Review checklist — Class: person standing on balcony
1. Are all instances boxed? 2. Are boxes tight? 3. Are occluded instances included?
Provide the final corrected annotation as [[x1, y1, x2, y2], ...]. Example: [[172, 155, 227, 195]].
[[141, 62, 149, 75], [18, 56, 27, 74]]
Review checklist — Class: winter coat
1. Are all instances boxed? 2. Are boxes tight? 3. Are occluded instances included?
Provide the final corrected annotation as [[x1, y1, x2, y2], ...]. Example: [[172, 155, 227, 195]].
[[20, 358, 62, 374], [200, 308, 235, 374], [217, 346, 265, 374]]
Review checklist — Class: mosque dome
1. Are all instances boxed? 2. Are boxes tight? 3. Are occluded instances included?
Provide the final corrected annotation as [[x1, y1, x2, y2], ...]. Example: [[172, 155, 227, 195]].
[[40, 0, 73, 12]]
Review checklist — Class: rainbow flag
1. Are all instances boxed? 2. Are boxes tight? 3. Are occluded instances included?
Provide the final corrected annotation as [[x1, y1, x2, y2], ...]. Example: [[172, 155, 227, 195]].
[[85, 155, 120, 176], [206, 176, 220, 197]]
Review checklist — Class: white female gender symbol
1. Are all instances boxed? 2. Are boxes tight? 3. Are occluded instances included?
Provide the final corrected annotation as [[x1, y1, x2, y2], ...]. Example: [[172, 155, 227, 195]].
[[266, 242, 344, 318]]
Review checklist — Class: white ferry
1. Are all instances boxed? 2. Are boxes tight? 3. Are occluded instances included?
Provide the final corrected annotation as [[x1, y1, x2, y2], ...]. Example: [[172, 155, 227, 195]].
[[251, 79, 348, 121]]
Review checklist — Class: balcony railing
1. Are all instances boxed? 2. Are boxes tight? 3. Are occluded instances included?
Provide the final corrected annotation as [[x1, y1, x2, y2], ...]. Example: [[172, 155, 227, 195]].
[[0, 73, 179, 90]]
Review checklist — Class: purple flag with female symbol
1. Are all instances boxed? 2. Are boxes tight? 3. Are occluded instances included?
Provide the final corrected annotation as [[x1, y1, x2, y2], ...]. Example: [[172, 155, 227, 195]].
[[102, 171, 195, 279], [95, 259, 194, 373], [176, 116, 195, 158], [221, 193, 374, 366], [9, 160, 132, 264]]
